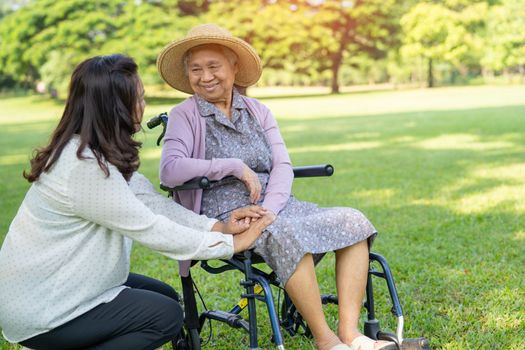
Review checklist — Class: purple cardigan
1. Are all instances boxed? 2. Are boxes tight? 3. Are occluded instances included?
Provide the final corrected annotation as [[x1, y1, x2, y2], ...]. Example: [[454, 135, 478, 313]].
[[160, 95, 293, 215]]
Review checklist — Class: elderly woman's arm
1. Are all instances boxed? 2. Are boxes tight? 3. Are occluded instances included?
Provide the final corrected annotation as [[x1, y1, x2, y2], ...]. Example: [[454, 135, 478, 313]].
[[160, 106, 245, 187], [256, 103, 294, 215]]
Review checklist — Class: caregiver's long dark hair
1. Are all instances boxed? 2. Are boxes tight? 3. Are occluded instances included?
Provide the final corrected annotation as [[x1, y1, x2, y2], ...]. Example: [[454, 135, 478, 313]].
[[24, 54, 141, 182]]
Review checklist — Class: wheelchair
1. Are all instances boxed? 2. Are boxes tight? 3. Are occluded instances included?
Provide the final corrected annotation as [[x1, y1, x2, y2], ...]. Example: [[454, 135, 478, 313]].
[[147, 113, 429, 350]]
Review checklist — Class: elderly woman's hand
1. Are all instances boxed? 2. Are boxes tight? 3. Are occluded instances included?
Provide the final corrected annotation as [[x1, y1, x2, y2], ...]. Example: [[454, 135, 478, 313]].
[[224, 205, 268, 235], [211, 206, 267, 234], [233, 212, 274, 253], [241, 163, 262, 204]]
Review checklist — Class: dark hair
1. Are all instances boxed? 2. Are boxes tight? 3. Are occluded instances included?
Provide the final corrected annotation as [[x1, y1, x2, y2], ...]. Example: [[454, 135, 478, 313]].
[[24, 54, 142, 182]]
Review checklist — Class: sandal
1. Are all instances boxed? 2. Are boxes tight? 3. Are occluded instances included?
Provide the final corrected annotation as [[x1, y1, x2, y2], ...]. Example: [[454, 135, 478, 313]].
[[349, 335, 397, 350], [329, 344, 352, 350]]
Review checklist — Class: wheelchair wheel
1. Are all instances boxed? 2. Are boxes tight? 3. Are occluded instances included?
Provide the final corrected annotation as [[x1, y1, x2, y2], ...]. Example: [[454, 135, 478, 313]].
[[280, 298, 311, 338], [188, 328, 201, 350], [172, 327, 201, 350], [172, 327, 187, 350]]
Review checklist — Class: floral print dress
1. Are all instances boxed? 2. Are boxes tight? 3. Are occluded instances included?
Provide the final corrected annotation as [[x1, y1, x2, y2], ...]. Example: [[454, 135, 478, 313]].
[[198, 91, 377, 285]]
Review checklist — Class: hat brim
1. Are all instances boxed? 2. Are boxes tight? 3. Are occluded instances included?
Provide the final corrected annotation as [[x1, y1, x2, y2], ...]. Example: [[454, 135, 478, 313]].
[[157, 35, 262, 94]]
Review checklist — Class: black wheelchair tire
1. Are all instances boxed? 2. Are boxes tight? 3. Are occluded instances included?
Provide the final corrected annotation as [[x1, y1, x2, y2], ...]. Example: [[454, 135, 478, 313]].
[[188, 328, 201, 350], [280, 297, 312, 338]]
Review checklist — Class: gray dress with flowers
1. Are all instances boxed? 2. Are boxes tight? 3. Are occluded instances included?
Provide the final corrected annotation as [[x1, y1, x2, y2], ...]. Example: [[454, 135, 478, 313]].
[[198, 91, 377, 285]]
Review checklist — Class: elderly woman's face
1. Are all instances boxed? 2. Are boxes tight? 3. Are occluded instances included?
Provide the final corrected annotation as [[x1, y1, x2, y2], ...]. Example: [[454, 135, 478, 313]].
[[187, 45, 238, 104]]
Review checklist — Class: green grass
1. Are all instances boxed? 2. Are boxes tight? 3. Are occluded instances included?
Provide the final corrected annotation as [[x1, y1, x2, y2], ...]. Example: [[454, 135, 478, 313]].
[[1, 85, 524, 350]]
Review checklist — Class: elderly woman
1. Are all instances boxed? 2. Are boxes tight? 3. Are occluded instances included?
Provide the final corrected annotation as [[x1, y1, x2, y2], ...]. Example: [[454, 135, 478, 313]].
[[157, 24, 396, 350]]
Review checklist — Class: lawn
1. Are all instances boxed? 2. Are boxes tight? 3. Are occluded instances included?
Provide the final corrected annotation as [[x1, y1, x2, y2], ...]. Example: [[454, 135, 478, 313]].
[[0, 85, 524, 350]]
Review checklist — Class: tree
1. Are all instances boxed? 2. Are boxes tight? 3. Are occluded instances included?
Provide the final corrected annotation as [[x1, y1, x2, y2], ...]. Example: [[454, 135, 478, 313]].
[[205, 0, 400, 93], [0, 0, 195, 96], [298, 0, 400, 93], [482, 0, 525, 78], [400, 2, 487, 87]]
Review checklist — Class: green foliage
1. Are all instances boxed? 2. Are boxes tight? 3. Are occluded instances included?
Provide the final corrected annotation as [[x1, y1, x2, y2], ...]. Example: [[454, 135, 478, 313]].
[[400, 2, 487, 86], [205, 0, 400, 93], [1, 0, 525, 92], [482, 0, 525, 71], [0, 0, 196, 97]]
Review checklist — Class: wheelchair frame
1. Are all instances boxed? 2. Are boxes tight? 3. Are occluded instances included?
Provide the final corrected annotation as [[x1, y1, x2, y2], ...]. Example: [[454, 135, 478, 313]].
[[147, 113, 429, 350]]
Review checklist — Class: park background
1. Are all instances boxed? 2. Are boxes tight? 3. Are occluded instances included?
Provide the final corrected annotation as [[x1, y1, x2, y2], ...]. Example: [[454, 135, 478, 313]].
[[0, 0, 524, 349]]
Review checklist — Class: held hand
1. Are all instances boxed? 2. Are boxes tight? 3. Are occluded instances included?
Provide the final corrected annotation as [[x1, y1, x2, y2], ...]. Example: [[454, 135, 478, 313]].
[[233, 212, 275, 253], [240, 164, 262, 204], [224, 206, 268, 234]]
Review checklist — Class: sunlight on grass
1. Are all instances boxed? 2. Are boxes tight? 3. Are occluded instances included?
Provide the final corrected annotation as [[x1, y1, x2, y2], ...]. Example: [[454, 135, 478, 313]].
[[513, 231, 525, 241], [416, 134, 516, 151], [140, 148, 162, 160], [352, 189, 397, 202], [443, 163, 525, 214], [454, 185, 525, 214], [482, 287, 525, 330], [265, 85, 525, 120], [389, 136, 417, 144], [413, 162, 525, 215], [473, 163, 525, 181], [0, 154, 28, 166], [0, 96, 62, 124], [279, 124, 309, 133], [288, 141, 381, 154]]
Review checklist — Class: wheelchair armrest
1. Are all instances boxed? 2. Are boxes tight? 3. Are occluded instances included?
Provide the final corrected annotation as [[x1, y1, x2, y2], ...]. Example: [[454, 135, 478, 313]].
[[159, 164, 334, 193], [160, 176, 211, 192], [293, 164, 334, 178]]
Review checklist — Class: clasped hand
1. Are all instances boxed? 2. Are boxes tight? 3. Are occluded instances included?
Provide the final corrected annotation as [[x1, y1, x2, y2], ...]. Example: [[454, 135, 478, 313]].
[[216, 205, 276, 253]]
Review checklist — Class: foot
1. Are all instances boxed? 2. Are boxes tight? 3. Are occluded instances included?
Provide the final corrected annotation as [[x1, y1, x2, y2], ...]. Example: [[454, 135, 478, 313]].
[[346, 335, 397, 350], [316, 331, 346, 350]]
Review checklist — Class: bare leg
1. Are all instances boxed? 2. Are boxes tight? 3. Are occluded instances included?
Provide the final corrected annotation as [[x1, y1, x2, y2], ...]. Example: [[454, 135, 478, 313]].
[[336, 240, 369, 344], [285, 254, 342, 350]]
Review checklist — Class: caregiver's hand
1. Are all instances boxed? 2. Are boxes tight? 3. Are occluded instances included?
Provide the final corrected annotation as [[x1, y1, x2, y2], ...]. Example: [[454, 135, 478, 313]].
[[233, 213, 274, 253], [240, 163, 262, 204], [219, 206, 268, 235]]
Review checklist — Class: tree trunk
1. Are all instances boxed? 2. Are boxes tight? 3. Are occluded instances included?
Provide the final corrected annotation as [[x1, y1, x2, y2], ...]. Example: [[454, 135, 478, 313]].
[[427, 58, 434, 88], [331, 62, 341, 94], [328, 11, 354, 94]]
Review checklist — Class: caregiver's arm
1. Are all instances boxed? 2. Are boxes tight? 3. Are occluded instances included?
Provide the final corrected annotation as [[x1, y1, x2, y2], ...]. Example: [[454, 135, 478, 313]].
[[69, 159, 265, 260], [130, 172, 267, 235]]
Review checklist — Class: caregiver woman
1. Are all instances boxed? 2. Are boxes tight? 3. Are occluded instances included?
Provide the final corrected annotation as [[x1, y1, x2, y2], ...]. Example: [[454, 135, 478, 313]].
[[0, 54, 271, 350]]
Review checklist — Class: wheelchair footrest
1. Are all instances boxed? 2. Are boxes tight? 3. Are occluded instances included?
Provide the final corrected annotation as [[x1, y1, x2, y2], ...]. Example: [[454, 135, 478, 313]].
[[321, 294, 338, 305], [201, 310, 250, 333], [401, 337, 430, 350]]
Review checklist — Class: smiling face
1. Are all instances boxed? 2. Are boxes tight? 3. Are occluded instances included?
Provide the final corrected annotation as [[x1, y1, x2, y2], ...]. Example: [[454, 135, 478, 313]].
[[186, 44, 238, 106]]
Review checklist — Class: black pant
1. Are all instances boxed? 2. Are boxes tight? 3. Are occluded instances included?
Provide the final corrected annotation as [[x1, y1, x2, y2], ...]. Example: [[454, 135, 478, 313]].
[[20, 273, 183, 350]]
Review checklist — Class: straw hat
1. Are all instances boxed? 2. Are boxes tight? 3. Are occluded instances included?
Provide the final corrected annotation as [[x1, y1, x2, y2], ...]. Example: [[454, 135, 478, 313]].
[[157, 24, 262, 94]]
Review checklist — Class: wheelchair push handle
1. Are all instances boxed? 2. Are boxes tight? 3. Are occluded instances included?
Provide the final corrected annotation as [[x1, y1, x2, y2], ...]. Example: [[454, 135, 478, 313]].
[[146, 112, 168, 129], [146, 112, 168, 146]]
